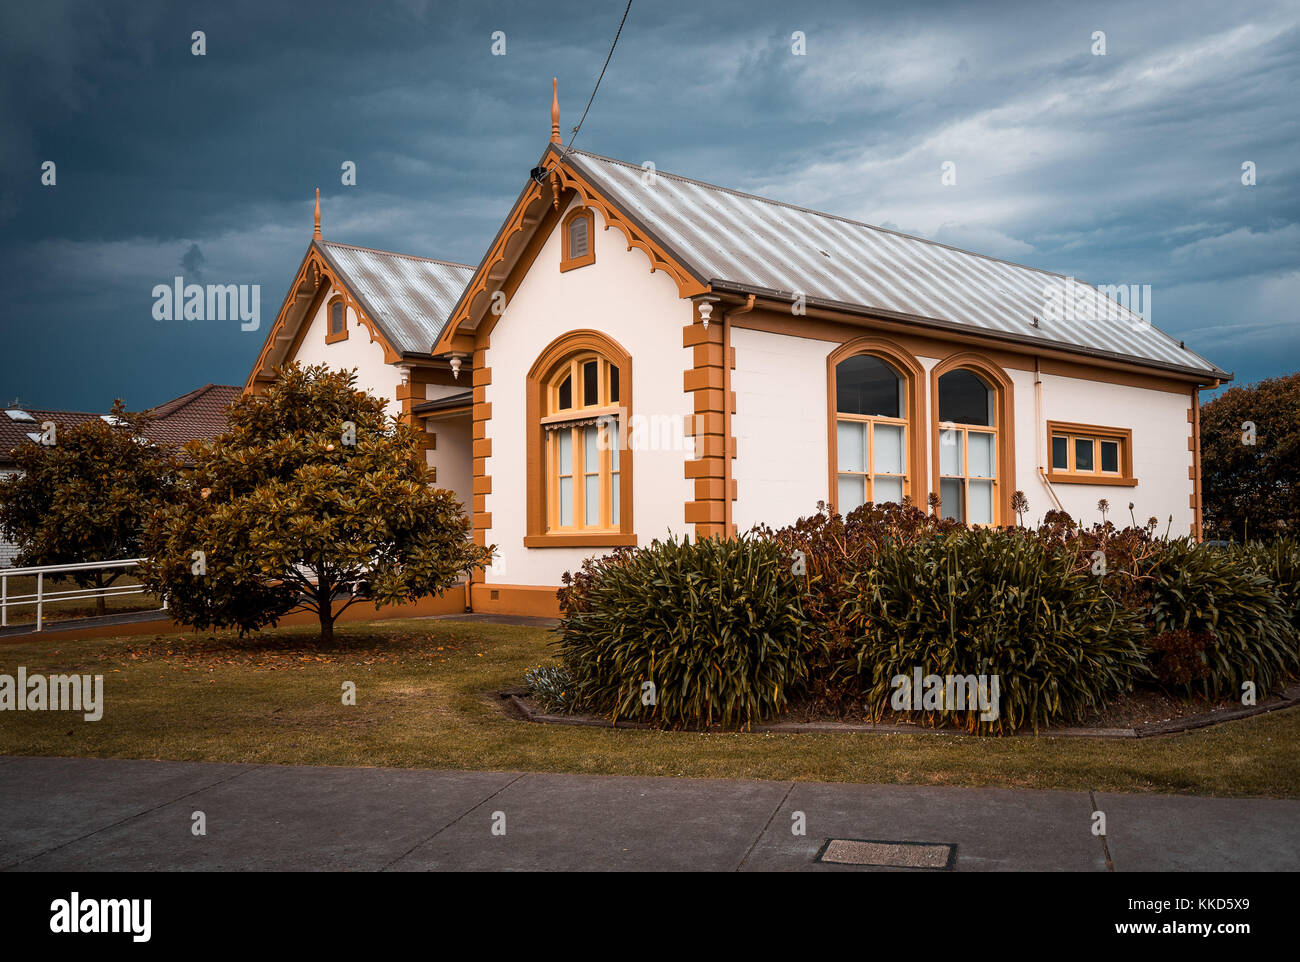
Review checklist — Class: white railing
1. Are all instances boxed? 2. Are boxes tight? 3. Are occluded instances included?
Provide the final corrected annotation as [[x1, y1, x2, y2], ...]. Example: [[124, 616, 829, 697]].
[[0, 558, 165, 632]]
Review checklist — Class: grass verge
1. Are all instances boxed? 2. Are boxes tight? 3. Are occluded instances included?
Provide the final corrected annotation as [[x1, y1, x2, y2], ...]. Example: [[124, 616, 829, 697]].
[[1, 618, 1296, 797]]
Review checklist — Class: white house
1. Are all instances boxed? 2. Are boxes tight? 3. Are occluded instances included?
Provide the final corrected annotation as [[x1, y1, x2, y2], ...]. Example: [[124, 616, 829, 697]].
[[252, 86, 1229, 618], [245, 192, 477, 514]]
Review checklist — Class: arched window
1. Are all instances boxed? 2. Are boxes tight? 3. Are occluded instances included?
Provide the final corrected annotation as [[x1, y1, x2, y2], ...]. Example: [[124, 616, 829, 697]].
[[526, 331, 634, 546], [545, 353, 620, 530], [325, 295, 348, 344], [561, 208, 596, 272], [826, 338, 924, 515], [930, 354, 1014, 526]]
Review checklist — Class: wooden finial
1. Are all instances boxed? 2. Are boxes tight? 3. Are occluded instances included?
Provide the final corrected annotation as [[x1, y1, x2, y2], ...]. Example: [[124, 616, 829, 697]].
[[313, 188, 321, 238], [550, 77, 561, 144]]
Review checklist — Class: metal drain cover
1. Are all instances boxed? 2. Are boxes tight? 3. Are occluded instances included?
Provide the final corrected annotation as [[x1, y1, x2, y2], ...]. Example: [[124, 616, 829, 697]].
[[816, 838, 956, 869]]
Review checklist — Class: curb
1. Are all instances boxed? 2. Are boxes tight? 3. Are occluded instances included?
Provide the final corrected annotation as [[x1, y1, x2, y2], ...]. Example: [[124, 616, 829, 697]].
[[503, 685, 1300, 739]]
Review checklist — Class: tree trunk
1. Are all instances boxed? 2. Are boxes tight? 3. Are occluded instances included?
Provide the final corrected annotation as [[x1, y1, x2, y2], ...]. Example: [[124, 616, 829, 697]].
[[315, 572, 335, 644], [94, 571, 106, 617]]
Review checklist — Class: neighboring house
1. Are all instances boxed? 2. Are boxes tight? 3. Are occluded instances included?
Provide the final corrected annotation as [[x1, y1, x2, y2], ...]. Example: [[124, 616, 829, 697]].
[[252, 86, 1229, 616], [1, 406, 110, 567], [142, 383, 242, 456], [0, 385, 240, 566]]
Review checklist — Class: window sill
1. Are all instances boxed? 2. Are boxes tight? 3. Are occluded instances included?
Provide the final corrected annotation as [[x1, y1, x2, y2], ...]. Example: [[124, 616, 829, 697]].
[[1045, 473, 1138, 487], [523, 533, 637, 548], [325, 329, 349, 344], [559, 253, 595, 273]]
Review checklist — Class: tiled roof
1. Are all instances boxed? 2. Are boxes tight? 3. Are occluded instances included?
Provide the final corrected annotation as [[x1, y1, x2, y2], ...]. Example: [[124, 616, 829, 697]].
[[555, 146, 1226, 380], [0, 407, 108, 466], [143, 384, 241, 448], [0, 385, 240, 466], [316, 241, 475, 355]]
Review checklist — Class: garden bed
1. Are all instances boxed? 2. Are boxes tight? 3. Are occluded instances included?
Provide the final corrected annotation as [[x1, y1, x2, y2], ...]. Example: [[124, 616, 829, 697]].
[[503, 682, 1300, 738]]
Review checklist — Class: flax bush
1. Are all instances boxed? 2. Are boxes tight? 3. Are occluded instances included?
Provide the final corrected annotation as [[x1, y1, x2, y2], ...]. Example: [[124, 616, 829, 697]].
[[556, 533, 811, 728], [840, 528, 1149, 734], [1143, 539, 1298, 697]]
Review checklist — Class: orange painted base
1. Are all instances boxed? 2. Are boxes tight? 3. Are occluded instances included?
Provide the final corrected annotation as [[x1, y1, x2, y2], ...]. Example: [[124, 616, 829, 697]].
[[470, 582, 562, 618]]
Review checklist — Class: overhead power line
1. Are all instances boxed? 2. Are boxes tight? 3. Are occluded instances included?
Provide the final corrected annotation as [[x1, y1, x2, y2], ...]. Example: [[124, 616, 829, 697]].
[[566, 0, 633, 151]]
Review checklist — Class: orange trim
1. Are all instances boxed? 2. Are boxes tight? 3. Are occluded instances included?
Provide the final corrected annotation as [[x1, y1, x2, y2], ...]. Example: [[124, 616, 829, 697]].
[[826, 336, 927, 513], [432, 154, 707, 356], [560, 207, 596, 272], [1191, 386, 1203, 539], [244, 245, 403, 393], [324, 295, 349, 344], [523, 533, 637, 548], [471, 582, 561, 618], [1044, 420, 1135, 486], [929, 352, 1016, 524], [682, 300, 735, 539], [550, 78, 561, 145]]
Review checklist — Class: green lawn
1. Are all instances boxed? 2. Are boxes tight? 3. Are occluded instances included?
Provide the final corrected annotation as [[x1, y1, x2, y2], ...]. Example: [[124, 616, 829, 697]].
[[1, 618, 1297, 798]]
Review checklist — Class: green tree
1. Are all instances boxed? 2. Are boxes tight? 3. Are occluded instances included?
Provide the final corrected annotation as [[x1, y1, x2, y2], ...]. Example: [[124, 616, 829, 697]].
[[0, 400, 176, 614], [141, 363, 488, 642], [1200, 372, 1300, 541]]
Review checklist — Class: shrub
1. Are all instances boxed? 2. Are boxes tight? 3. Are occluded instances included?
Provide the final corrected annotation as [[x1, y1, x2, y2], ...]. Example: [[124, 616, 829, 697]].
[[1035, 515, 1166, 615], [1143, 540, 1298, 696], [556, 533, 811, 728], [758, 500, 961, 714], [1235, 537, 1300, 631], [1200, 372, 1300, 540], [140, 363, 489, 642], [1146, 629, 1217, 687], [523, 664, 575, 713], [841, 528, 1149, 734]]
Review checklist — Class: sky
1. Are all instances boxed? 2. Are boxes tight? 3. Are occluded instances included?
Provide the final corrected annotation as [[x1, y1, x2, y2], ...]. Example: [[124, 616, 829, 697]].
[[1, 0, 1296, 411]]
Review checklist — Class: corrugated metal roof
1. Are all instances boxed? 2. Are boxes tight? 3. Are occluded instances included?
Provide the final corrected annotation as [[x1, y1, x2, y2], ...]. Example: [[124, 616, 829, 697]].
[[316, 241, 474, 355], [559, 147, 1226, 379]]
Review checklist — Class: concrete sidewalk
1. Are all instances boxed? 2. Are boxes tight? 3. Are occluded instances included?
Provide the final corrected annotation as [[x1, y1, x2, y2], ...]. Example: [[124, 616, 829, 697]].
[[0, 756, 1295, 871]]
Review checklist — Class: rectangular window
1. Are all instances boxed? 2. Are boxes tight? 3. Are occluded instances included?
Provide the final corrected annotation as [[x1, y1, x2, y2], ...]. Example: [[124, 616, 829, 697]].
[[1074, 437, 1094, 472], [1101, 440, 1119, 473], [1045, 422, 1135, 485], [1051, 435, 1068, 470], [835, 418, 906, 512], [938, 425, 998, 524]]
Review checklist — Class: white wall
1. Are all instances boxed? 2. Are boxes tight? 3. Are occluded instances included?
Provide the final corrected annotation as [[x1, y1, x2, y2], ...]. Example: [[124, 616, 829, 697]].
[[730, 329, 1195, 533], [0, 468, 18, 567], [292, 288, 402, 420], [426, 413, 473, 515], [1029, 370, 1193, 531], [482, 196, 693, 587], [732, 327, 836, 531]]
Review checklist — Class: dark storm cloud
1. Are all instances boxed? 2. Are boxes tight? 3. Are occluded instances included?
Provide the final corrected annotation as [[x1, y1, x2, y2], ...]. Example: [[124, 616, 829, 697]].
[[0, 0, 1295, 409]]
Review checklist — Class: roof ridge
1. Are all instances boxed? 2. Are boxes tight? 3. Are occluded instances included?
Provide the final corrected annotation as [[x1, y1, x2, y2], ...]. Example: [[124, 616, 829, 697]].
[[562, 145, 1077, 281], [148, 383, 241, 418], [320, 240, 475, 271], [5, 407, 110, 418]]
